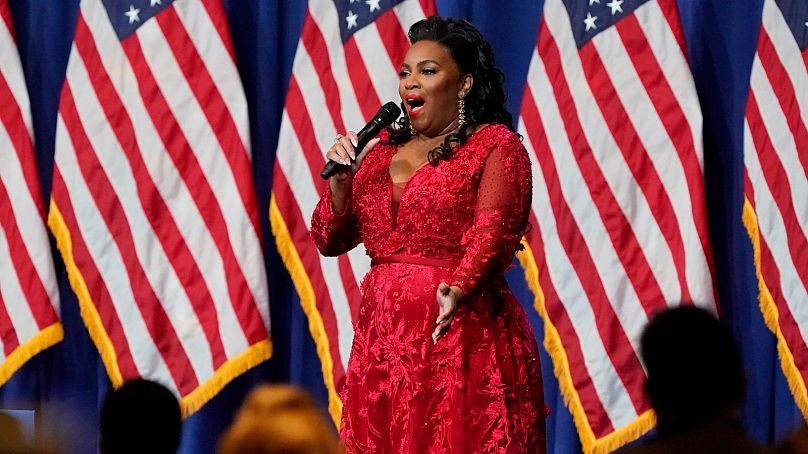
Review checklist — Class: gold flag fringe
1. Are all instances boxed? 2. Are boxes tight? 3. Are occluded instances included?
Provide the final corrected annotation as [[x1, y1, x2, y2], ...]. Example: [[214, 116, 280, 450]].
[[180, 340, 272, 417], [0, 323, 63, 387], [270, 195, 343, 425], [517, 241, 656, 453], [742, 199, 808, 419], [49, 199, 272, 418], [49, 200, 124, 386]]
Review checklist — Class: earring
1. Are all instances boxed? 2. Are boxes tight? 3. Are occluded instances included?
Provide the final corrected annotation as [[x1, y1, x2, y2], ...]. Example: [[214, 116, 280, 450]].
[[400, 101, 417, 136], [457, 95, 466, 128]]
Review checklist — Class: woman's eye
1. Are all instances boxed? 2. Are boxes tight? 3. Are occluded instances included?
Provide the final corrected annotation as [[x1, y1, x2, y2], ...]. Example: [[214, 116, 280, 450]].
[[398, 70, 410, 78], [422, 68, 436, 75]]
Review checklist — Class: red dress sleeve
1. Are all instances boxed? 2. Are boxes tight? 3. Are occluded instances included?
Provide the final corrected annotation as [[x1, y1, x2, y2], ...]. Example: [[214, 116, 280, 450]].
[[450, 133, 532, 297], [310, 186, 362, 256]]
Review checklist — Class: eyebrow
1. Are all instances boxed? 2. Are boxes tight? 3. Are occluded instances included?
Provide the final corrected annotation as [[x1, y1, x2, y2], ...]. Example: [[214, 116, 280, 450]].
[[400, 59, 442, 69]]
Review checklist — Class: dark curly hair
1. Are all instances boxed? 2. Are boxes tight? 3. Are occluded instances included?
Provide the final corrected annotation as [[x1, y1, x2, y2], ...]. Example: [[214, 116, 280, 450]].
[[388, 16, 515, 164]]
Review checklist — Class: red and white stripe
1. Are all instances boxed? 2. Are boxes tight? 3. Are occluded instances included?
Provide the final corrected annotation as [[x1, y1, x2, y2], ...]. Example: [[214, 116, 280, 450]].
[[744, 0, 808, 409], [271, 0, 436, 418], [51, 0, 269, 410], [519, 0, 715, 448], [0, 0, 61, 384]]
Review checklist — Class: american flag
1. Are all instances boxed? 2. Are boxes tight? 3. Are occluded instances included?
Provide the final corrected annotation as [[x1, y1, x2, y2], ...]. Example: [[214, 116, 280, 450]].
[[0, 0, 62, 386], [517, 0, 717, 451], [48, 0, 270, 415], [270, 0, 435, 423], [743, 0, 808, 421]]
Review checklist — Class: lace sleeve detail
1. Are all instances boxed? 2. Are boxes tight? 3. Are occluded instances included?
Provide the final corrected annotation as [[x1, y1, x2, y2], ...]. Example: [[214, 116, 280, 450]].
[[310, 186, 362, 256], [450, 134, 532, 297]]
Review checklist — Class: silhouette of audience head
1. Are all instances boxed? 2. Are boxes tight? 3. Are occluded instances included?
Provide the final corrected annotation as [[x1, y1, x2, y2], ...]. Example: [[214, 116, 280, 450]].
[[778, 424, 808, 454], [0, 412, 31, 454], [218, 383, 340, 454], [99, 379, 182, 454], [641, 305, 745, 433]]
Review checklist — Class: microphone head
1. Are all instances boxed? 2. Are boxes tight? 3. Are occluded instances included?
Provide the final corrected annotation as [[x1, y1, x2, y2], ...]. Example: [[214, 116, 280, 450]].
[[376, 101, 401, 124]]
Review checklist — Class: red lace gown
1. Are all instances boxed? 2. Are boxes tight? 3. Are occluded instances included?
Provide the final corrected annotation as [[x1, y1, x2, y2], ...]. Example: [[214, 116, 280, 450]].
[[311, 124, 546, 453]]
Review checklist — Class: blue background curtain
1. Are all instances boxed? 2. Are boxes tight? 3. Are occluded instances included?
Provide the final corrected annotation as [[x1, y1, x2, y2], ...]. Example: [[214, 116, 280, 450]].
[[0, 0, 803, 452]]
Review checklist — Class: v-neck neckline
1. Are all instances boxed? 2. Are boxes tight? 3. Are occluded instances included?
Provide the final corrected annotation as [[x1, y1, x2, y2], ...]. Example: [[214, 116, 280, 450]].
[[387, 150, 431, 228], [383, 125, 492, 228]]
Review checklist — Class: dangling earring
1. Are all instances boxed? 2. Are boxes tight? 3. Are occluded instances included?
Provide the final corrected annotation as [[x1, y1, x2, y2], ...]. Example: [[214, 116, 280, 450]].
[[401, 101, 417, 135], [457, 95, 466, 128]]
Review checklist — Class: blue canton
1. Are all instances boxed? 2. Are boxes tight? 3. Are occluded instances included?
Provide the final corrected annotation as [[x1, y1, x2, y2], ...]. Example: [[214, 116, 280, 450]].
[[776, 0, 808, 52], [562, 0, 651, 48], [101, 0, 174, 40], [334, 0, 407, 43]]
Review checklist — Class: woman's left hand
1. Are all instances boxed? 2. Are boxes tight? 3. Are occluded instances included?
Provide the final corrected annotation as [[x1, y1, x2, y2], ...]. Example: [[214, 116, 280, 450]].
[[433, 283, 464, 343]]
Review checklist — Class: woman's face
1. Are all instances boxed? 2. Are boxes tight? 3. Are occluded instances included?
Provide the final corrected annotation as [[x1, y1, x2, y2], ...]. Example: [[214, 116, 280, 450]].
[[399, 40, 472, 138]]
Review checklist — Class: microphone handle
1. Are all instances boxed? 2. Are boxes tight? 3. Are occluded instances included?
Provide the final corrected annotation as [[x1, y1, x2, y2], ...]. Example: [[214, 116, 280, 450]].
[[319, 119, 380, 180], [320, 159, 346, 180]]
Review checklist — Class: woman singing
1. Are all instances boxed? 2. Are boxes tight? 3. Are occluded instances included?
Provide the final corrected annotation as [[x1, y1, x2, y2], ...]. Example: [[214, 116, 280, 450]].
[[311, 15, 546, 454]]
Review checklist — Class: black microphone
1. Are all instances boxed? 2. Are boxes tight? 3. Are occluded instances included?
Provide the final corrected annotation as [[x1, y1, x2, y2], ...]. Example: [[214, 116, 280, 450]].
[[320, 101, 401, 179]]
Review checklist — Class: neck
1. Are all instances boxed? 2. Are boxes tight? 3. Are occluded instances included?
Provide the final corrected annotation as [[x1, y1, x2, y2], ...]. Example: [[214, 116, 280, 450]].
[[416, 118, 461, 141], [410, 134, 446, 150]]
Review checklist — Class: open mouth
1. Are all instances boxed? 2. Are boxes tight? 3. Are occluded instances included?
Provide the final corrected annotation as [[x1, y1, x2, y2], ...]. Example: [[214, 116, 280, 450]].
[[404, 95, 425, 116]]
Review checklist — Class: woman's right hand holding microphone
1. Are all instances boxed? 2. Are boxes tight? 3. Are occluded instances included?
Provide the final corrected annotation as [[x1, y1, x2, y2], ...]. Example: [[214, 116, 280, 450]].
[[327, 131, 380, 214]]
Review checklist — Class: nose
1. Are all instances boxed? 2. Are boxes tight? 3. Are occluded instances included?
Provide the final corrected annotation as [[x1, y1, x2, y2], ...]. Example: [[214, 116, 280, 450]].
[[403, 73, 419, 89]]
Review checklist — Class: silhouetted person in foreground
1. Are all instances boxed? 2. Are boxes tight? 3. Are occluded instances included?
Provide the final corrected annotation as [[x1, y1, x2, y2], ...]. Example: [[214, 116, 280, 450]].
[[777, 424, 808, 454], [0, 412, 33, 454], [619, 306, 771, 454], [100, 379, 182, 454], [218, 383, 340, 454]]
